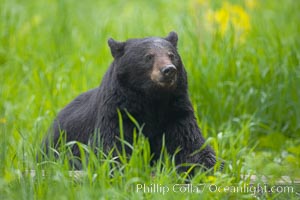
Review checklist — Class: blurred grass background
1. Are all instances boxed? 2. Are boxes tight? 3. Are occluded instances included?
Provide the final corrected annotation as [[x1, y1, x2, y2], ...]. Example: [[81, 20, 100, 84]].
[[0, 0, 299, 199]]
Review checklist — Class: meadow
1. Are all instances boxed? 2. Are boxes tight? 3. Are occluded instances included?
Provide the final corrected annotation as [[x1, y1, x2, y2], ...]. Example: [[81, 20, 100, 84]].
[[0, 0, 299, 199]]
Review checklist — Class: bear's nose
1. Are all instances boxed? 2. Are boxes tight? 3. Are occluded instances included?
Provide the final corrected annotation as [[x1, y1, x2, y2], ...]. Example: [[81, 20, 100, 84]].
[[160, 65, 177, 78]]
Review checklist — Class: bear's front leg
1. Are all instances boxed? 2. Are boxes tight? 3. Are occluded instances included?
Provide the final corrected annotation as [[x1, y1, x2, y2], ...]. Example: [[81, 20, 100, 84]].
[[164, 115, 216, 172]]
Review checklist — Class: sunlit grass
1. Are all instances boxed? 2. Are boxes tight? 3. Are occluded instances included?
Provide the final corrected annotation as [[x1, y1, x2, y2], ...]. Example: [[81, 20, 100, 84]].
[[0, 0, 299, 199]]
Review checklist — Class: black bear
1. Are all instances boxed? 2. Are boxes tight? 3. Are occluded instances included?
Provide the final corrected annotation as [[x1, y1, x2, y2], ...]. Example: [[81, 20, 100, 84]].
[[42, 32, 216, 172]]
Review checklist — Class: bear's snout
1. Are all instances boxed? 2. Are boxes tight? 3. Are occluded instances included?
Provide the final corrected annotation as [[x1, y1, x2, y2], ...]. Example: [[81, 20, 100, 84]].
[[151, 63, 177, 88], [160, 64, 177, 79], [159, 64, 177, 86]]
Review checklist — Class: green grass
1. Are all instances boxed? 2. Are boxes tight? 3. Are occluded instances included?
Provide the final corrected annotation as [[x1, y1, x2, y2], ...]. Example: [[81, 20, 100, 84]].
[[1, 0, 300, 199]]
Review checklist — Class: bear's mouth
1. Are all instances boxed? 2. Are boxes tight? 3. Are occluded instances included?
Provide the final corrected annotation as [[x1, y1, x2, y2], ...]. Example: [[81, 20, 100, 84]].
[[157, 75, 177, 88]]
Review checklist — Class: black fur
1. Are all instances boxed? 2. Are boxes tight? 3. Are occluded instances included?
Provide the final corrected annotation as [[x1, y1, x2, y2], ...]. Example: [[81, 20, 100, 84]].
[[42, 32, 216, 172]]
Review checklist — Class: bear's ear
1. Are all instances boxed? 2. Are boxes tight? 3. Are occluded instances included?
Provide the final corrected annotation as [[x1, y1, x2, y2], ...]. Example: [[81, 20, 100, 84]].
[[165, 31, 178, 47], [108, 38, 125, 58]]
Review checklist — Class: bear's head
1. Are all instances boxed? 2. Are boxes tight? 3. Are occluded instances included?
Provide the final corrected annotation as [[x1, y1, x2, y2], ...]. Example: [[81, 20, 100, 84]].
[[108, 32, 186, 96]]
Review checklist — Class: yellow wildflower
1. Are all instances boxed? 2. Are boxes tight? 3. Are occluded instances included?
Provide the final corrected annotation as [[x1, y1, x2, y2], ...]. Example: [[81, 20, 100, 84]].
[[205, 2, 251, 42], [245, 0, 257, 9], [207, 175, 217, 183], [0, 118, 6, 124]]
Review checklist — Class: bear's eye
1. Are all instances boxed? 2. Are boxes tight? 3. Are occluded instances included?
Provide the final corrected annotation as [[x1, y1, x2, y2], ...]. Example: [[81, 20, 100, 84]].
[[145, 54, 154, 62], [168, 52, 175, 61]]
